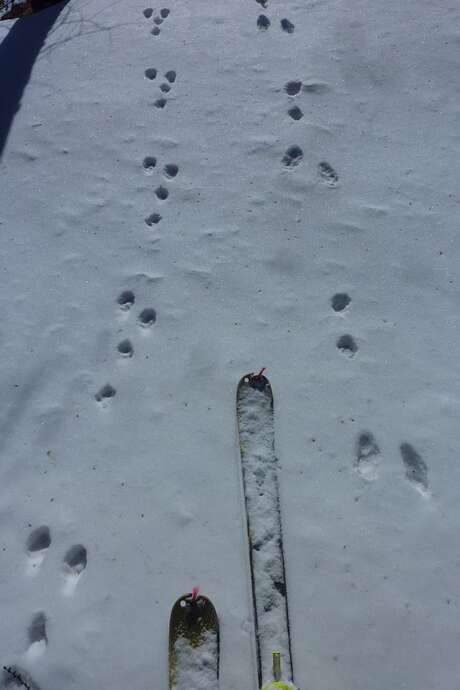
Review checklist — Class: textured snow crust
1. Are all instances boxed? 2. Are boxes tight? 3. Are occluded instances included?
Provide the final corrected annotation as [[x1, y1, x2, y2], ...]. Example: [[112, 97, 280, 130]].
[[173, 631, 218, 690]]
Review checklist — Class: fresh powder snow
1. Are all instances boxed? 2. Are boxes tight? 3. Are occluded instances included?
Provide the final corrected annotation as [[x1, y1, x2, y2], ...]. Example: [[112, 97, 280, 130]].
[[1, 0, 460, 689]]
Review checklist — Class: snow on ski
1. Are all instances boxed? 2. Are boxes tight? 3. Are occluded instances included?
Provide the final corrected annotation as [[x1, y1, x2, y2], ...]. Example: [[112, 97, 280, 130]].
[[237, 371, 294, 689], [169, 589, 220, 690]]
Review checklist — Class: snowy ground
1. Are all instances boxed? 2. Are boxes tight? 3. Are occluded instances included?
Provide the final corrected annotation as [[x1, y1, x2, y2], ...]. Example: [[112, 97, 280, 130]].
[[1, 0, 460, 689]]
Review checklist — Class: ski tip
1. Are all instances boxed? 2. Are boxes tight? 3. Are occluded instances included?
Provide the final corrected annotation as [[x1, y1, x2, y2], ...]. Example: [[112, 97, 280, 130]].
[[238, 369, 271, 393]]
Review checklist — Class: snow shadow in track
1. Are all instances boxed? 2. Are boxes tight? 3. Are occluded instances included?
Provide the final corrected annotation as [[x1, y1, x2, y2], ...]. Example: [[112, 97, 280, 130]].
[[0, 0, 69, 159]]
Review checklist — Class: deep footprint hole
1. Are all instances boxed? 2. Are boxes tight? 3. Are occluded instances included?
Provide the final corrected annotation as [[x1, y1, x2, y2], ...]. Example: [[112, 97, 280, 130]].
[[95, 384, 116, 402], [164, 70, 176, 83], [28, 612, 47, 645], [144, 68, 157, 80], [155, 185, 169, 200], [142, 156, 157, 172], [117, 339, 134, 358], [282, 145, 303, 167], [160, 7, 170, 18], [288, 106, 303, 121], [151, 26, 160, 35], [27, 526, 51, 553], [117, 290, 135, 309], [154, 97, 167, 108], [257, 14, 270, 29], [143, 7, 153, 17], [319, 161, 339, 185], [337, 334, 357, 356], [145, 213, 162, 226], [163, 163, 179, 178], [64, 544, 87, 572], [331, 293, 351, 312], [285, 80, 302, 96], [139, 308, 157, 327], [281, 18, 295, 33]]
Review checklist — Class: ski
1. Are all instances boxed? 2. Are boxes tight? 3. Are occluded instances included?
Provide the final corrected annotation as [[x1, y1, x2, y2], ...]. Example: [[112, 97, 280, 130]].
[[237, 370, 295, 689], [169, 589, 220, 690]]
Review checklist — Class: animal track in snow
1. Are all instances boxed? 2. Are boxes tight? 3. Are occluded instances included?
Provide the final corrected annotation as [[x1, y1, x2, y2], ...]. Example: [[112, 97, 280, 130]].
[[117, 339, 134, 358], [143, 157, 179, 220], [95, 383, 116, 403], [155, 185, 169, 201], [288, 106, 303, 121], [26, 526, 51, 575], [355, 432, 380, 481], [164, 163, 179, 178], [143, 156, 156, 173], [318, 161, 339, 187], [255, 0, 268, 6], [26, 612, 47, 660], [151, 71, 177, 109], [117, 290, 135, 310], [400, 443, 429, 494], [143, 7, 153, 18], [280, 18, 295, 33], [257, 14, 270, 30], [285, 80, 302, 96], [337, 334, 357, 357], [150, 8, 170, 35], [282, 145, 303, 167], [144, 68, 157, 80], [331, 293, 351, 312], [145, 213, 162, 226], [62, 544, 87, 596], [139, 308, 157, 327]]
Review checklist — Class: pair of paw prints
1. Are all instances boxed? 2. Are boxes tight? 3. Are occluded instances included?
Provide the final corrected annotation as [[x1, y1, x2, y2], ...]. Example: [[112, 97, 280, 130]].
[[354, 433, 429, 495], [26, 525, 87, 597], [143, 6, 170, 36], [330, 292, 357, 357], [257, 12, 294, 33], [94, 291, 157, 404], [284, 79, 330, 120], [285, 80, 303, 121], [143, 155, 180, 227], [144, 68, 177, 109], [281, 144, 338, 184]]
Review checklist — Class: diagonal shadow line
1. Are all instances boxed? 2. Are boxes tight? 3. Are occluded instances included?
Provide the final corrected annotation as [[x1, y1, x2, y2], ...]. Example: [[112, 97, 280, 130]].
[[0, 0, 69, 160]]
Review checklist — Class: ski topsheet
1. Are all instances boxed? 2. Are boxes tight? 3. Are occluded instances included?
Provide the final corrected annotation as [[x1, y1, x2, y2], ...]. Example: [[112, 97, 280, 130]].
[[237, 372, 294, 688], [169, 590, 220, 690]]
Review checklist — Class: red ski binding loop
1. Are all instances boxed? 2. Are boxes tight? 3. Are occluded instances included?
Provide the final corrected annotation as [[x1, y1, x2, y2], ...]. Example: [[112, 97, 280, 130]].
[[191, 586, 200, 601]]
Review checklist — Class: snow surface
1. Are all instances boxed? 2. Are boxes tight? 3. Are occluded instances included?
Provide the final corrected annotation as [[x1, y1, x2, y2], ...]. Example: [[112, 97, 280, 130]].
[[172, 630, 218, 690], [1, 0, 460, 689]]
